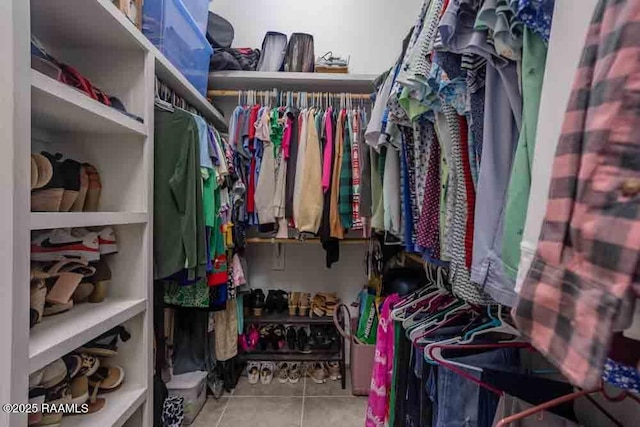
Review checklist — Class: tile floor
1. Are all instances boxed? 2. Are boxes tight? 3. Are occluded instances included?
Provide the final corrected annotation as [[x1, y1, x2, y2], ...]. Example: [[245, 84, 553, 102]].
[[192, 373, 367, 427]]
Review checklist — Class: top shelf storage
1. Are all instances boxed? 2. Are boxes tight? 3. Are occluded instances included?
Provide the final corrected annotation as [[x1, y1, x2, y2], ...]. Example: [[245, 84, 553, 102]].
[[208, 71, 377, 93], [30, 0, 228, 132]]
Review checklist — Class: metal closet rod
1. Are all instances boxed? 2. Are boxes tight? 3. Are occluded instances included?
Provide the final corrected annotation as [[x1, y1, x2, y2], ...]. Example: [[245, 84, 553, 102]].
[[207, 90, 372, 100]]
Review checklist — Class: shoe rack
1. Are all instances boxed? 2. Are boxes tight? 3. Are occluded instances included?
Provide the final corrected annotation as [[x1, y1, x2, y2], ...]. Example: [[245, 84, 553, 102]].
[[0, 0, 225, 426]]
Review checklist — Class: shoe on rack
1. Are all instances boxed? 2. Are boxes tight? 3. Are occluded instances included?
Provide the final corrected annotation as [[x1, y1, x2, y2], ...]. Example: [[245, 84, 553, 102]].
[[265, 290, 278, 314], [72, 227, 117, 255], [272, 325, 286, 351], [286, 326, 297, 350], [59, 158, 82, 212], [31, 228, 100, 262], [39, 379, 71, 426], [289, 292, 300, 316], [70, 165, 89, 212], [275, 290, 289, 314], [88, 258, 112, 303], [31, 153, 53, 191], [297, 327, 311, 354], [82, 163, 101, 212], [327, 362, 341, 381], [247, 362, 260, 384], [28, 387, 45, 426], [309, 362, 327, 384], [260, 362, 275, 385], [31, 152, 65, 212], [252, 289, 266, 316], [275, 362, 289, 384], [288, 362, 302, 384], [41, 359, 68, 389], [299, 293, 310, 317], [77, 325, 131, 357]]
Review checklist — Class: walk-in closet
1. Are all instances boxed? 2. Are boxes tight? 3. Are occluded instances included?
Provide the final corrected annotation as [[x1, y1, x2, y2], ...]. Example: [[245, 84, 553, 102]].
[[3, 0, 640, 426]]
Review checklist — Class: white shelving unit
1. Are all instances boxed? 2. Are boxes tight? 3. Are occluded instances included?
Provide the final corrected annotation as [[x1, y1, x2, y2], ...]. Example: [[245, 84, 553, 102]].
[[1, 0, 225, 425]]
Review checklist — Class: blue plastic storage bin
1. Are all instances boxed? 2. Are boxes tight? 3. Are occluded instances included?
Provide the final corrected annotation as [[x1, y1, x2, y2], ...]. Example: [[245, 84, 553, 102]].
[[143, 0, 213, 95], [182, 0, 211, 35]]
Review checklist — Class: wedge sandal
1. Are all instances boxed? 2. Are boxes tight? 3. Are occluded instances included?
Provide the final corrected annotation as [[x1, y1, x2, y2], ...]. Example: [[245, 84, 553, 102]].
[[78, 326, 130, 357], [89, 365, 125, 393]]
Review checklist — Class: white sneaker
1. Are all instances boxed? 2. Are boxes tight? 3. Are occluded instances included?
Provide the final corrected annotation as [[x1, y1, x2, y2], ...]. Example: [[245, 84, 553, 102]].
[[260, 362, 275, 385], [31, 229, 100, 262], [247, 362, 260, 385], [72, 227, 117, 255], [276, 362, 289, 384]]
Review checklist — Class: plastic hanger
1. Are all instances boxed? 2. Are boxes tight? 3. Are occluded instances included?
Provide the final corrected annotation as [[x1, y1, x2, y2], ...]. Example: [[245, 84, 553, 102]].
[[410, 301, 473, 343], [457, 305, 522, 344]]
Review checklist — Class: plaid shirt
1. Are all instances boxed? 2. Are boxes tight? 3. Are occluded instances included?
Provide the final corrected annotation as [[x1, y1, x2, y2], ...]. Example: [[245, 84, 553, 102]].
[[513, 0, 640, 389]]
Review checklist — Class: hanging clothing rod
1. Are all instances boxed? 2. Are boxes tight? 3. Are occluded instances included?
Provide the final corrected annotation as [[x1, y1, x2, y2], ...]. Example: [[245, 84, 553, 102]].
[[207, 90, 372, 100]]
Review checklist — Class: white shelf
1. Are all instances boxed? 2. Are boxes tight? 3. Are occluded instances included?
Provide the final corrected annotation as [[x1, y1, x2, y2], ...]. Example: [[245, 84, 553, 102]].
[[208, 71, 377, 93], [30, 212, 149, 230], [31, 0, 148, 51], [29, 298, 146, 373], [154, 51, 228, 132], [61, 384, 147, 427], [31, 70, 148, 136]]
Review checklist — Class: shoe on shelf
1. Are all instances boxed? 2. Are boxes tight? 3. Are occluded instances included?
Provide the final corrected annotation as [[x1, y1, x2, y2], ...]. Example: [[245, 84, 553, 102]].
[[31, 153, 53, 191], [276, 362, 289, 384], [260, 362, 275, 385], [252, 289, 266, 317], [286, 326, 297, 350], [74, 353, 100, 377], [39, 379, 71, 426], [31, 228, 100, 262], [272, 325, 286, 351], [69, 376, 89, 405], [288, 362, 302, 384], [289, 292, 300, 316], [309, 362, 327, 384], [265, 290, 278, 314], [28, 387, 45, 426], [31, 152, 64, 212], [40, 359, 68, 389], [77, 325, 131, 357], [59, 158, 82, 212], [299, 293, 310, 317], [62, 354, 83, 379], [72, 226, 117, 255], [297, 327, 311, 354], [89, 365, 125, 393], [247, 362, 260, 385], [327, 362, 341, 381], [70, 165, 89, 212], [275, 290, 289, 314], [82, 163, 101, 212], [88, 258, 111, 303]]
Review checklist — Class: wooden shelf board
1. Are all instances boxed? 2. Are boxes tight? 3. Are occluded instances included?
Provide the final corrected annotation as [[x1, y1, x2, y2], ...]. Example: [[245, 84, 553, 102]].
[[30, 298, 146, 373], [208, 71, 376, 93], [31, 70, 147, 136], [30, 212, 148, 230]]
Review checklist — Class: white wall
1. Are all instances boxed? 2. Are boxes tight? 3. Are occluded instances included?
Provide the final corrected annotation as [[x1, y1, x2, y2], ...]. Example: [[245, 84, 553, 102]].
[[245, 244, 369, 308], [210, 0, 423, 74]]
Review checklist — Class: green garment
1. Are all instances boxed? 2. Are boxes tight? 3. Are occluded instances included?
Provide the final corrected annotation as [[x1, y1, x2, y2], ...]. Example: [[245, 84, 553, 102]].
[[164, 278, 209, 308], [502, 29, 547, 279], [399, 86, 430, 122], [154, 109, 206, 280], [270, 108, 284, 155], [339, 112, 354, 229], [370, 149, 384, 230]]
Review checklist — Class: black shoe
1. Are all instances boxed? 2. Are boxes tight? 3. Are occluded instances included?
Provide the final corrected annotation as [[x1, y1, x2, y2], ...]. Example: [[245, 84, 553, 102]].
[[275, 290, 289, 314], [272, 325, 286, 351], [326, 326, 340, 349], [286, 326, 297, 350], [297, 327, 311, 353], [265, 290, 278, 314], [252, 289, 265, 316]]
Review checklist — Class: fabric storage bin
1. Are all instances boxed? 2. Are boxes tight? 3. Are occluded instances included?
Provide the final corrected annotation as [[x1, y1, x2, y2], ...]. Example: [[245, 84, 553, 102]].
[[334, 304, 375, 396], [182, 0, 210, 35], [143, 0, 213, 95], [166, 371, 208, 425]]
